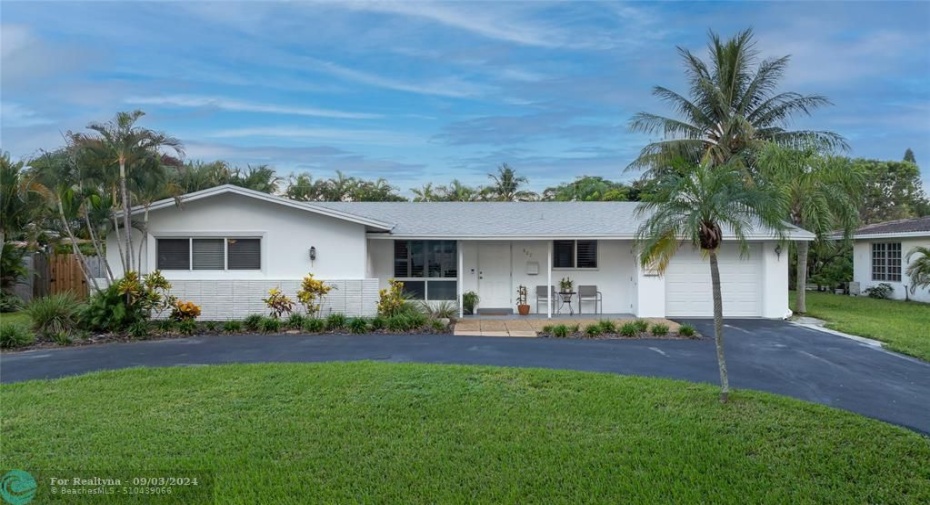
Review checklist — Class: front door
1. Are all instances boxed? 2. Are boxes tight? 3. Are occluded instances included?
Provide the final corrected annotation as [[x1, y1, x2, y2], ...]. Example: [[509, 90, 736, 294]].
[[477, 242, 512, 309]]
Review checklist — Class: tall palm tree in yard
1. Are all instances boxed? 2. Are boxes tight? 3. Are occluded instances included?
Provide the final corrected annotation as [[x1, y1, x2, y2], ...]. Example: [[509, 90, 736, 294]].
[[485, 163, 537, 201], [440, 179, 478, 202], [756, 144, 863, 313], [636, 160, 786, 402], [906, 247, 930, 295], [629, 29, 846, 174], [72, 110, 183, 273]]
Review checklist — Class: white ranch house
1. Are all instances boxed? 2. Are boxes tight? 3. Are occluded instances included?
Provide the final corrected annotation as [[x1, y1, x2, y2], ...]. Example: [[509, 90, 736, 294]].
[[105, 185, 814, 320], [849, 216, 930, 303]]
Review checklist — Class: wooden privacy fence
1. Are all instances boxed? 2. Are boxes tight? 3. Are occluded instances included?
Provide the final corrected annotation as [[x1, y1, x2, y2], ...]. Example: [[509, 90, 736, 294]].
[[49, 254, 90, 300]]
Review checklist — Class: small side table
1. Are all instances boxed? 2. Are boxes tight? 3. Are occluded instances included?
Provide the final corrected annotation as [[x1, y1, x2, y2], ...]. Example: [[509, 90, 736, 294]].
[[557, 291, 576, 315]]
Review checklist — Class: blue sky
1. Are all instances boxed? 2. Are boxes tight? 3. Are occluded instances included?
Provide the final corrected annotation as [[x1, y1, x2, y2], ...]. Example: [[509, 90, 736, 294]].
[[2, 1, 928, 193]]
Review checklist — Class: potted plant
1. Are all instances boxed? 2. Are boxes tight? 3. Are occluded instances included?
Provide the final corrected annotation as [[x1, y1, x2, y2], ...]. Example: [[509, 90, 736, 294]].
[[463, 291, 479, 315], [516, 285, 530, 315], [559, 277, 574, 302]]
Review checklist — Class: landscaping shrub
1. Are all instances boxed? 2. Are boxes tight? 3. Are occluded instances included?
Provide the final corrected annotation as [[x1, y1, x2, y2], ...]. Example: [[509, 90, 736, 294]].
[[0, 323, 34, 349], [864, 283, 894, 299], [128, 320, 150, 339], [259, 317, 282, 333], [204, 321, 219, 332], [326, 313, 347, 331], [286, 313, 306, 330], [157, 319, 177, 333], [26, 293, 82, 340], [223, 320, 242, 333], [243, 314, 264, 332], [678, 324, 696, 337], [377, 279, 408, 317], [651, 323, 670, 336], [348, 318, 369, 334], [584, 324, 602, 337], [296, 274, 333, 319], [369, 316, 386, 331], [81, 271, 175, 332], [263, 288, 295, 318], [552, 324, 569, 338], [407, 311, 427, 329], [387, 315, 412, 332], [569, 323, 580, 334], [171, 300, 201, 321], [178, 319, 198, 335], [302, 317, 326, 333], [421, 300, 457, 319], [541, 325, 553, 334], [51, 331, 73, 346], [0, 291, 25, 313], [430, 319, 447, 332], [619, 322, 638, 337], [633, 319, 649, 333], [598, 320, 616, 333]]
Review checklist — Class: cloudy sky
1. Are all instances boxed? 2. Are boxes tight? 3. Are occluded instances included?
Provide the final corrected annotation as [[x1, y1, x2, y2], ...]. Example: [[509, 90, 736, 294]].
[[2, 1, 928, 193]]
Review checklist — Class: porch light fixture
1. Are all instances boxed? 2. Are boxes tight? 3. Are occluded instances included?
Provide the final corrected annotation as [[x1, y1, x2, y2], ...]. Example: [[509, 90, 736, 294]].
[[309, 246, 317, 261], [774, 244, 782, 259]]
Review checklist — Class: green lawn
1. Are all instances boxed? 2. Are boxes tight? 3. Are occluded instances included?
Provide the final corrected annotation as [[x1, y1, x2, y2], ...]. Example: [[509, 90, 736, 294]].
[[792, 291, 930, 361], [2, 363, 928, 504]]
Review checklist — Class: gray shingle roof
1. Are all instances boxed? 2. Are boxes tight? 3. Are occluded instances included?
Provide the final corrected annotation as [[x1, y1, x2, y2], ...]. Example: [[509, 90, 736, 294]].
[[313, 201, 813, 240], [853, 216, 930, 238]]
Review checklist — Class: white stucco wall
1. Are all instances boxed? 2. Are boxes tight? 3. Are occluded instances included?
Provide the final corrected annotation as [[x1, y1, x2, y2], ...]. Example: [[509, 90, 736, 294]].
[[853, 237, 930, 303], [104, 193, 378, 319], [760, 241, 791, 318]]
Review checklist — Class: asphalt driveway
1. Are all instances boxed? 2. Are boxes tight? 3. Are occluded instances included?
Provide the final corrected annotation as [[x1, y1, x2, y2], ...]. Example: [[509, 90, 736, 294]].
[[2, 319, 928, 434]]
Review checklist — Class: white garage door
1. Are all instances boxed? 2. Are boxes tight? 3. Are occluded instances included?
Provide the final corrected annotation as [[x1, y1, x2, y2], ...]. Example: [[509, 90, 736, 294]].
[[665, 243, 763, 317]]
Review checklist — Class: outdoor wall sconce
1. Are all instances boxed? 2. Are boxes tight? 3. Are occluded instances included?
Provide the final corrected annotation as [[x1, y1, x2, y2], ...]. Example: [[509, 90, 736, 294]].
[[309, 246, 317, 261], [774, 244, 782, 259]]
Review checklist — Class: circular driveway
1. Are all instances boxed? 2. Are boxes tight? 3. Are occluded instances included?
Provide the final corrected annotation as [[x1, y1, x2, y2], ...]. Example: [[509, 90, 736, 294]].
[[2, 319, 928, 434]]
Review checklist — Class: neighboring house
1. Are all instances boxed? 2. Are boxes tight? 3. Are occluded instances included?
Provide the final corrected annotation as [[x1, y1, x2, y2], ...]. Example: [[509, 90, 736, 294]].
[[105, 185, 813, 320], [849, 216, 930, 303]]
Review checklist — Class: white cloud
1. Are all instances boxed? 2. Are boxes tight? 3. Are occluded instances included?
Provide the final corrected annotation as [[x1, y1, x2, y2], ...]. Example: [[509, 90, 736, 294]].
[[206, 126, 425, 146], [310, 59, 490, 98], [0, 102, 54, 128], [125, 94, 381, 119]]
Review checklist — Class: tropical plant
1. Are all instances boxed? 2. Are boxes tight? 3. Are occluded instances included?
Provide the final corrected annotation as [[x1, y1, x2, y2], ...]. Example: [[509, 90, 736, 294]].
[[619, 322, 638, 337], [0, 244, 29, 293], [584, 324, 602, 337], [263, 288, 295, 319], [1, 152, 46, 249], [864, 283, 894, 299], [348, 318, 369, 334], [651, 323, 670, 336], [484, 164, 538, 201], [756, 144, 863, 313], [326, 313, 347, 330], [559, 277, 573, 293], [678, 324, 697, 337], [259, 316, 282, 333], [296, 273, 333, 318], [170, 300, 202, 322], [0, 323, 35, 348], [178, 319, 198, 335], [26, 293, 83, 340], [71, 110, 184, 273], [906, 246, 930, 294], [633, 320, 650, 333], [516, 285, 528, 306], [598, 320, 617, 333], [0, 291, 25, 313], [636, 160, 787, 402], [462, 291, 479, 315], [128, 320, 150, 339], [223, 320, 243, 333], [551, 324, 569, 338], [230, 164, 281, 193], [542, 176, 631, 202], [629, 28, 845, 174], [369, 316, 386, 331], [302, 317, 326, 333], [377, 279, 408, 317], [243, 314, 264, 332], [286, 313, 306, 329]]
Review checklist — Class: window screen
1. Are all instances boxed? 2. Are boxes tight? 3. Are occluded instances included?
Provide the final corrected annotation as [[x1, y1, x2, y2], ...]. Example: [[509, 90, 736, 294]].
[[576, 241, 598, 268], [157, 239, 190, 270], [227, 239, 261, 270], [553, 240, 574, 268], [192, 239, 225, 270]]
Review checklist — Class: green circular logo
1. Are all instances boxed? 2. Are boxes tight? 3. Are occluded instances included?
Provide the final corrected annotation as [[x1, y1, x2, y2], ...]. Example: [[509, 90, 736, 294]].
[[0, 470, 36, 505]]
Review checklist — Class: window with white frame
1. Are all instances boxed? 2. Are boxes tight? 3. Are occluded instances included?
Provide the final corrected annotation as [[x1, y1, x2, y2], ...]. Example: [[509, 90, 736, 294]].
[[156, 238, 261, 270], [871, 242, 901, 282], [393, 240, 457, 300], [553, 240, 597, 269]]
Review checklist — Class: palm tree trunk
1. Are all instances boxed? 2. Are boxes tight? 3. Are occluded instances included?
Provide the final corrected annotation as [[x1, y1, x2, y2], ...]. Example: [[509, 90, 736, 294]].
[[82, 206, 114, 285], [709, 250, 730, 403], [119, 157, 133, 272], [795, 240, 809, 314], [57, 199, 98, 292], [136, 206, 149, 273]]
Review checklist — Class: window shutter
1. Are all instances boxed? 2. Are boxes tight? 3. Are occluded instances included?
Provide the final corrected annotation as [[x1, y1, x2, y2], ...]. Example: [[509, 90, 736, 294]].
[[157, 239, 190, 270], [576, 241, 598, 268], [393, 241, 409, 277], [227, 239, 261, 270], [553, 241, 574, 268], [192, 239, 225, 270]]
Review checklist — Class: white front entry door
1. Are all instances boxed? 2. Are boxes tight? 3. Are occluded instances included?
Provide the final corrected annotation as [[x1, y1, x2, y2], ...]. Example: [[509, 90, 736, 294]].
[[477, 242, 512, 308]]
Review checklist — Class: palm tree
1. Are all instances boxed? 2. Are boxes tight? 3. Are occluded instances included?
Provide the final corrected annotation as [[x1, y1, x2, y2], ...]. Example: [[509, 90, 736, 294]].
[[756, 144, 863, 313], [636, 160, 786, 402], [73, 110, 183, 273], [629, 29, 846, 173], [0, 152, 45, 252], [906, 247, 930, 295], [485, 163, 537, 201], [230, 165, 280, 194], [439, 179, 477, 202], [411, 182, 439, 202]]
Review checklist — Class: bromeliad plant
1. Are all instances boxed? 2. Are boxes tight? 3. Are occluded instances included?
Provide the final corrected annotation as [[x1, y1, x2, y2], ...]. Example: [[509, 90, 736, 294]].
[[296, 273, 333, 319], [171, 300, 201, 322], [559, 277, 573, 293], [263, 288, 295, 319]]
